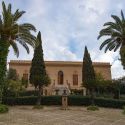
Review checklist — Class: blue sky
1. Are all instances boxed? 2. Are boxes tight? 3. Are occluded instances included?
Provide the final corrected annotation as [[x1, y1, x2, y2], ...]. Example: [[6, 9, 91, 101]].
[[1, 0, 125, 78]]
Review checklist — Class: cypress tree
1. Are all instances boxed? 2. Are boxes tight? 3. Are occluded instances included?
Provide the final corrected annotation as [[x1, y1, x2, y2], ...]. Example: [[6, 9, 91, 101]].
[[29, 31, 50, 105], [82, 46, 96, 105]]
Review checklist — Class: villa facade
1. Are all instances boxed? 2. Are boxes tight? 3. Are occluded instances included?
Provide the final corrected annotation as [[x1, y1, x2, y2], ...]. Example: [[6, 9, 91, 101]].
[[9, 60, 111, 95]]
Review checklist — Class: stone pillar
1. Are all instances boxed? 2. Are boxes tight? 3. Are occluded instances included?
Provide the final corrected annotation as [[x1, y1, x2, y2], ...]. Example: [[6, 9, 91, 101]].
[[62, 90, 68, 110], [83, 88, 86, 96]]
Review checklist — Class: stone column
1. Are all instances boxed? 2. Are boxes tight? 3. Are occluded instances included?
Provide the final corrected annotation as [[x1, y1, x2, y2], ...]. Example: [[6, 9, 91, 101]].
[[62, 90, 68, 110]]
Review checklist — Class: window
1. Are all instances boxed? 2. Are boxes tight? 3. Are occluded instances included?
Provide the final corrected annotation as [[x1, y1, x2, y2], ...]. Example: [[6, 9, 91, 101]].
[[58, 71, 64, 85], [23, 73, 28, 80], [73, 74, 78, 85]]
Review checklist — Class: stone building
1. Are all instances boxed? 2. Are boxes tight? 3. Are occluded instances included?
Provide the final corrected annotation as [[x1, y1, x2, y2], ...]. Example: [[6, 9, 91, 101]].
[[9, 60, 111, 95]]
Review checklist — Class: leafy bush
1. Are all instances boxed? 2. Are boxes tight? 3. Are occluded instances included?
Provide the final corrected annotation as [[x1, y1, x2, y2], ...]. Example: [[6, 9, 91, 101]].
[[3, 80, 25, 97], [33, 105, 44, 109], [19, 90, 38, 97], [3, 90, 38, 98], [87, 105, 99, 111], [71, 89, 83, 95], [0, 104, 9, 113]]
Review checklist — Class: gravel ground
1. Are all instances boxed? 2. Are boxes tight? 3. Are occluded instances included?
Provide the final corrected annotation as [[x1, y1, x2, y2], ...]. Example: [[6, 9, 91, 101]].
[[0, 106, 125, 125]]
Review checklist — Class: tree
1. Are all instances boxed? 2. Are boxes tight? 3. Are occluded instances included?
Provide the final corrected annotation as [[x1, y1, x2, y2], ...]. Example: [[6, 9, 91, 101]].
[[29, 31, 50, 105], [21, 77, 28, 88], [82, 46, 96, 105], [4, 68, 25, 97], [98, 10, 125, 69], [7, 68, 18, 81], [0, 1, 36, 103]]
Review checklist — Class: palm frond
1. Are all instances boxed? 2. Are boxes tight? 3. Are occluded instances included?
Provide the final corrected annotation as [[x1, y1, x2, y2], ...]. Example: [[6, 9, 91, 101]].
[[10, 41, 19, 57], [16, 38, 30, 54], [104, 22, 121, 32], [108, 44, 116, 51], [13, 10, 25, 22], [111, 31, 122, 38], [99, 38, 112, 50], [121, 10, 125, 21], [17, 32, 36, 42], [0, 15, 2, 28], [111, 15, 122, 27], [2, 1, 8, 26], [2, 1, 7, 14], [7, 3, 11, 14], [19, 23, 36, 32], [114, 42, 121, 52], [98, 31, 111, 39], [16, 36, 36, 48], [104, 41, 116, 53], [99, 27, 111, 34], [0, 1, 37, 57], [104, 22, 116, 26]]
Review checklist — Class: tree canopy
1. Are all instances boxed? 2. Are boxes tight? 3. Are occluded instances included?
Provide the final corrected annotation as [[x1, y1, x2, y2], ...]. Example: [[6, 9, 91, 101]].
[[98, 10, 125, 69]]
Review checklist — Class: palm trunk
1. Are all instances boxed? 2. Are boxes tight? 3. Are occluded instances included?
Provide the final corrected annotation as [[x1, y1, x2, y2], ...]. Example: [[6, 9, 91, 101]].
[[0, 40, 9, 104], [37, 86, 42, 105]]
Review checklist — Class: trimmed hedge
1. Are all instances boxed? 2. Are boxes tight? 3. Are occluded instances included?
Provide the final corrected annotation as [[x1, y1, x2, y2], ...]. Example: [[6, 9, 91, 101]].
[[3, 96, 62, 105], [3, 96, 37, 105], [3, 90, 38, 97], [3, 95, 125, 109], [95, 98, 125, 108], [68, 96, 91, 106], [19, 90, 38, 97]]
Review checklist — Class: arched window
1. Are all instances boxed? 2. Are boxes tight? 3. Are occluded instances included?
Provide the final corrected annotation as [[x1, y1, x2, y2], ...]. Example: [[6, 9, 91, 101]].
[[23, 70, 28, 81], [23, 73, 28, 80], [73, 72, 78, 85], [58, 71, 64, 85]]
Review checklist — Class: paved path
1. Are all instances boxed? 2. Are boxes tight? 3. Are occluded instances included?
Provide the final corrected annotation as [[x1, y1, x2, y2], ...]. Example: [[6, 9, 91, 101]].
[[0, 106, 125, 125]]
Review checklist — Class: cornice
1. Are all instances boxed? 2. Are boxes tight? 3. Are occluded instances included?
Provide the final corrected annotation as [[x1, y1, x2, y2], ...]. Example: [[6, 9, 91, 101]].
[[9, 60, 111, 67]]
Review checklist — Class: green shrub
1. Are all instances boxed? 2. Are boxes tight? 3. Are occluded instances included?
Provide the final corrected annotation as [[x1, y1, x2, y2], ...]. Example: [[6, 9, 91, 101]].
[[0, 104, 9, 113], [71, 89, 83, 95], [19, 90, 38, 97], [123, 106, 125, 114], [33, 105, 44, 109], [87, 105, 99, 111]]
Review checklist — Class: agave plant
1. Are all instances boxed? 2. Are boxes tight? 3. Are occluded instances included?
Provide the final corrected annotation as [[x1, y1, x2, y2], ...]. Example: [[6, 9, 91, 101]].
[[98, 10, 125, 69], [0, 1, 36, 102]]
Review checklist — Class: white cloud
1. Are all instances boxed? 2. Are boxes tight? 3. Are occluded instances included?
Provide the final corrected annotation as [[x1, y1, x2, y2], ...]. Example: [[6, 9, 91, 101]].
[[2, 0, 125, 79]]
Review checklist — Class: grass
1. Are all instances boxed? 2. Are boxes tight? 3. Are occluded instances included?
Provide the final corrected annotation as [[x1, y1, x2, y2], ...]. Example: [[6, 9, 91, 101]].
[[33, 105, 44, 109], [87, 105, 99, 111]]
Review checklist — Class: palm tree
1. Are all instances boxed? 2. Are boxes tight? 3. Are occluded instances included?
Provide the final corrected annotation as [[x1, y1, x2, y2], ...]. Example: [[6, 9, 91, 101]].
[[0, 1, 36, 102], [98, 10, 125, 69]]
